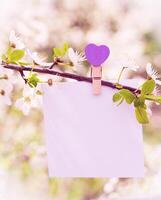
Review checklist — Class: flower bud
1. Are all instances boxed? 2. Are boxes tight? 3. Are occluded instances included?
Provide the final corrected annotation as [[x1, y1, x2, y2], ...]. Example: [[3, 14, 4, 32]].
[[0, 89, 5, 96], [48, 79, 53, 86], [4, 74, 8, 80]]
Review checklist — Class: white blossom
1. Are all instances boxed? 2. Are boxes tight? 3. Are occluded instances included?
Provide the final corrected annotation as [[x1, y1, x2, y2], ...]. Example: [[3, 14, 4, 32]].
[[27, 49, 53, 67], [9, 30, 25, 49], [0, 62, 15, 107], [0, 80, 13, 106], [68, 48, 86, 71], [146, 63, 161, 85], [152, 86, 161, 106], [15, 84, 42, 115], [154, 85, 161, 96]]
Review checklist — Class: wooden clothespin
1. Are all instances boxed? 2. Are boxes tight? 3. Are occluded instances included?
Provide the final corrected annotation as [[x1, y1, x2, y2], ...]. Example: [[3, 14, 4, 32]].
[[91, 65, 102, 95], [85, 43, 110, 95]]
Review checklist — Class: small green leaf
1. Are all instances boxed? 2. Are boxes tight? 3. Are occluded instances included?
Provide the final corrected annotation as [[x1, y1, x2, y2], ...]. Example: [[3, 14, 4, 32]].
[[117, 97, 124, 106], [53, 43, 69, 58], [119, 89, 136, 104], [141, 79, 155, 95], [10, 50, 25, 61], [1, 47, 13, 63], [7, 46, 13, 57], [63, 42, 69, 53], [1, 54, 7, 62], [135, 107, 149, 124], [155, 96, 161, 103], [134, 96, 145, 107], [112, 93, 122, 102], [113, 89, 136, 106], [53, 48, 62, 57], [113, 91, 124, 105], [145, 94, 161, 104], [27, 73, 40, 88]]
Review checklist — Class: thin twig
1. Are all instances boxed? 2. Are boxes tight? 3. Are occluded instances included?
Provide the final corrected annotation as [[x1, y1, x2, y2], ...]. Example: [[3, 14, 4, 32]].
[[2, 63, 141, 94], [49, 60, 57, 69], [19, 67, 27, 83]]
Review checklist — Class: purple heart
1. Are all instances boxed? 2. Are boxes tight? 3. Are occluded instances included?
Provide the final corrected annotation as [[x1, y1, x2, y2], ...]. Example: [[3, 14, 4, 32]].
[[85, 43, 110, 67]]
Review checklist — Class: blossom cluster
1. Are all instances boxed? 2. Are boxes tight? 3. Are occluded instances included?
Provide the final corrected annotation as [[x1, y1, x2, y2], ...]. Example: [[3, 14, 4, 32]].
[[1, 31, 86, 115]]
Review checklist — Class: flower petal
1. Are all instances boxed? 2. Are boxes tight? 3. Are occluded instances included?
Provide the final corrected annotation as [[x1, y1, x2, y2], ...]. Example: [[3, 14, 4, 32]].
[[22, 84, 35, 97], [146, 63, 153, 77], [68, 48, 75, 63], [156, 79, 161, 86]]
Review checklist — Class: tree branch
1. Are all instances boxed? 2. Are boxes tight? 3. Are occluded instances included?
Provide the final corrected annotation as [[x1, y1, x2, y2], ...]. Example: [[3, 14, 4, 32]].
[[2, 63, 140, 93]]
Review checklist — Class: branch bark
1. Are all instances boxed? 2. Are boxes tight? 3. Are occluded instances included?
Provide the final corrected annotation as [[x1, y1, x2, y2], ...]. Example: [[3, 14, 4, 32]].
[[2, 63, 140, 93]]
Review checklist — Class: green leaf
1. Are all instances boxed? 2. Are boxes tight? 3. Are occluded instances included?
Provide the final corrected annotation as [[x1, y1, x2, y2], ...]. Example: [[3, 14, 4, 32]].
[[53, 42, 69, 58], [1, 54, 7, 62], [134, 96, 145, 107], [112, 93, 122, 102], [141, 79, 155, 95], [10, 50, 25, 61], [119, 89, 136, 104], [112, 93, 124, 105], [135, 107, 149, 124], [145, 94, 161, 104], [63, 42, 69, 53], [7, 46, 13, 57], [155, 96, 161, 103], [113, 89, 135, 106], [27, 73, 40, 88], [1, 47, 13, 63], [117, 97, 124, 106], [53, 48, 62, 57]]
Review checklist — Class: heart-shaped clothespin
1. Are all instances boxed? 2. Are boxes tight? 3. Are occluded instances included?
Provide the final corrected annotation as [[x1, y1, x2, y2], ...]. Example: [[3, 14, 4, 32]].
[[85, 43, 110, 95]]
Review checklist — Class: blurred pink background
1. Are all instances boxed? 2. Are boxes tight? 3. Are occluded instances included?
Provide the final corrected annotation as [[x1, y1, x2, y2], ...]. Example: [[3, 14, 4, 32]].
[[0, 0, 161, 199]]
